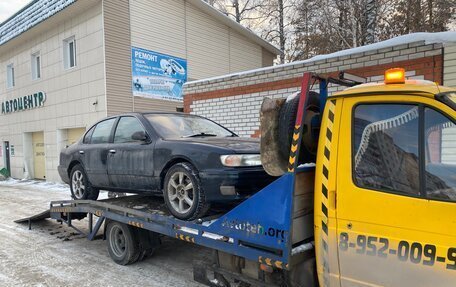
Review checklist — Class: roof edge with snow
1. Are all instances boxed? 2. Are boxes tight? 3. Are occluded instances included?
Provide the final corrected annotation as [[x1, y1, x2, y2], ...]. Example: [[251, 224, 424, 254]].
[[185, 32, 456, 87], [0, 0, 77, 46]]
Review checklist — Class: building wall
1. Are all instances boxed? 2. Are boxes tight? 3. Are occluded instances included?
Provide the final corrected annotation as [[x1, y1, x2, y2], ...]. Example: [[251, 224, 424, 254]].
[[0, 1, 106, 181], [130, 0, 266, 80], [184, 41, 446, 137], [103, 0, 271, 115], [444, 44, 456, 87], [103, 0, 134, 116]]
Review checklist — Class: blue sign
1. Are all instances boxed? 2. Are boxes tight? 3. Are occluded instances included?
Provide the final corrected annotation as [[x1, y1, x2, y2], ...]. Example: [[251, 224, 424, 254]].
[[131, 47, 187, 101]]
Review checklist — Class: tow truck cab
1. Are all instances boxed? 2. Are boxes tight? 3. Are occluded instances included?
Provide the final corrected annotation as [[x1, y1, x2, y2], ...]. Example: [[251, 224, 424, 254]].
[[315, 69, 456, 286]]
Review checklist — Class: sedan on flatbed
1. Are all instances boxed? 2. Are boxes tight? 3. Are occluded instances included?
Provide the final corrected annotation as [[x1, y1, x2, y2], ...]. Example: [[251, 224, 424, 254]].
[[58, 113, 275, 220]]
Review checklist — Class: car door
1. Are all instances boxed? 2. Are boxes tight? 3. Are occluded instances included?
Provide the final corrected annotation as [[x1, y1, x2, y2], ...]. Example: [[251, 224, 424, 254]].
[[336, 95, 456, 287], [80, 117, 117, 188], [107, 116, 156, 191]]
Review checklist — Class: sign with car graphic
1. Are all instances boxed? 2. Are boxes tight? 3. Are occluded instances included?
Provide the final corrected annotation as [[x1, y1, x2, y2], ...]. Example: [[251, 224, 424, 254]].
[[131, 47, 187, 101]]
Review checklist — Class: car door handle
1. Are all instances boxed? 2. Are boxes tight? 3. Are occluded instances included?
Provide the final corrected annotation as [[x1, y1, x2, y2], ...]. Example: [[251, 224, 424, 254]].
[[109, 149, 116, 154], [79, 150, 84, 154]]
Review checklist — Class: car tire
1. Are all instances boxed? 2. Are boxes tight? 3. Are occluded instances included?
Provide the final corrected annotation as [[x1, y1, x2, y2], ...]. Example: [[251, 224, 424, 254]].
[[163, 162, 210, 220], [278, 91, 320, 165], [70, 164, 99, 200], [106, 221, 141, 265]]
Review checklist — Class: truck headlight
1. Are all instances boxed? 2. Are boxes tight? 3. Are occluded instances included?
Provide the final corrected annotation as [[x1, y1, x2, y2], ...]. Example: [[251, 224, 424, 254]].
[[220, 154, 261, 167]]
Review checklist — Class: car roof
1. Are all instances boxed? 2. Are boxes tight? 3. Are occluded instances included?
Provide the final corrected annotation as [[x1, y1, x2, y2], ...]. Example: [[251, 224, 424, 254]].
[[109, 112, 201, 117], [332, 79, 456, 99]]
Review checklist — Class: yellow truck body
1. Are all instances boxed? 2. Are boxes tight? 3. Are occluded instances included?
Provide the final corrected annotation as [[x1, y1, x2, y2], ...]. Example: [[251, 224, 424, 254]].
[[315, 79, 456, 286]]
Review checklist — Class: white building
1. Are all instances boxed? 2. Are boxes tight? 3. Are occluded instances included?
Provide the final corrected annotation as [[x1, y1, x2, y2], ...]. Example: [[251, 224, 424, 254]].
[[0, 0, 280, 181]]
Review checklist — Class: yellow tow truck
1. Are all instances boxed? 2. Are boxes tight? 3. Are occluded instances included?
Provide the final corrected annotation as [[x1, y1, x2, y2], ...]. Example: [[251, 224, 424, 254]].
[[20, 68, 456, 287], [260, 68, 456, 286], [313, 69, 456, 287]]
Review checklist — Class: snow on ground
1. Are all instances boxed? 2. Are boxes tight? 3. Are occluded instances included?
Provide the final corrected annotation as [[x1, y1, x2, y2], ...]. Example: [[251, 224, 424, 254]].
[[0, 178, 70, 193], [0, 184, 208, 286], [186, 31, 456, 86]]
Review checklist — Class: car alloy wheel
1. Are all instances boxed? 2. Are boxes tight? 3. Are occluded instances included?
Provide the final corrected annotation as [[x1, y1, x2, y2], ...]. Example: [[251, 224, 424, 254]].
[[72, 170, 86, 199], [167, 171, 195, 214]]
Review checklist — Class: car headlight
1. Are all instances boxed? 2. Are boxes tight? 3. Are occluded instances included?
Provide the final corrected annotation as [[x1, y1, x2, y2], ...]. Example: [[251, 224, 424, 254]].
[[220, 154, 261, 167]]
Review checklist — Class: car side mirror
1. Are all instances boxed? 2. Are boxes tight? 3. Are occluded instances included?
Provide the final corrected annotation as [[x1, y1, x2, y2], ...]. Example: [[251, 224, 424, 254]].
[[131, 131, 148, 142]]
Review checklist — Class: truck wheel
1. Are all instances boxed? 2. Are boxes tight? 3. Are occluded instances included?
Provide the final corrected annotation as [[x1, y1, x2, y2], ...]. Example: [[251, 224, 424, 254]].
[[278, 91, 320, 165], [106, 221, 141, 265], [70, 164, 99, 200], [163, 162, 210, 220], [135, 229, 161, 261]]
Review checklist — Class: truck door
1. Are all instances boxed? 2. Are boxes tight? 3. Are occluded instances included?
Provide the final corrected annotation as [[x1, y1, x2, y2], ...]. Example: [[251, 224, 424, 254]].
[[336, 95, 456, 287]]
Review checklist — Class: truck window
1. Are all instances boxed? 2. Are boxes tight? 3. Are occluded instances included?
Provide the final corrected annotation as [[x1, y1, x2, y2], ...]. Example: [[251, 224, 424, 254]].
[[353, 104, 420, 196], [425, 108, 456, 201]]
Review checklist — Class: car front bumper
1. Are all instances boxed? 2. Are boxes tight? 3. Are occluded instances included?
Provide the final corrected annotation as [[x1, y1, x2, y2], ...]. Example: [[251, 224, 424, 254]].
[[199, 167, 277, 202]]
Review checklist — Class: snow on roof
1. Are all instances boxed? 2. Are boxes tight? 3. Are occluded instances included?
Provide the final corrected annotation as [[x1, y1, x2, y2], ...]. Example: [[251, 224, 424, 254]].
[[310, 32, 456, 62], [186, 31, 456, 86], [0, 0, 76, 46]]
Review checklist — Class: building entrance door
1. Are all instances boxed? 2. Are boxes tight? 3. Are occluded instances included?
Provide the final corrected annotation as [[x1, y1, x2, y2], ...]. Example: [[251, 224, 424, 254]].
[[32, 132, 45, 179]]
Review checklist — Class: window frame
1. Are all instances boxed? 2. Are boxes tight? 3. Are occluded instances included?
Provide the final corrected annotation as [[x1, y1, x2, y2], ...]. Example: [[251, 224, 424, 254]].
[[351, 101, 456, 203], [88, 117, 117, 144], [112, 116, 149, 144], [31, 51, 41, 80], [6, 63, 15, 89], [83, 126, 95, 144], [63, 36, 76, 70]]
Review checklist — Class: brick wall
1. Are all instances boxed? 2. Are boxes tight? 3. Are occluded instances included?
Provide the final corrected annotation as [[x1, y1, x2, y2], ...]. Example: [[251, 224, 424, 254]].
[[184, 41, 449, 137]]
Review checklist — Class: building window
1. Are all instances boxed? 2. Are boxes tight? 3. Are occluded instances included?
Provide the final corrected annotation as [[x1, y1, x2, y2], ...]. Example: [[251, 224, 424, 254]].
[[63, 36, 76, 69], [31, 52, 41, 80], [6, 64, 14, 88]]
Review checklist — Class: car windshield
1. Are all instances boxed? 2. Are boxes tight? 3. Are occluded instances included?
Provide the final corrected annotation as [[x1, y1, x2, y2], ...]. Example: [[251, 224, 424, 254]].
[[146, 114, 235, 139]]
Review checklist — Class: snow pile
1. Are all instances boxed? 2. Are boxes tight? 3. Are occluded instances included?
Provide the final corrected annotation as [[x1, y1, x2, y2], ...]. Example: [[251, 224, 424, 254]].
[[309, 31, 456, 62], [0, 178, 69, 193], [186, 32, 456, 86], [0, 0, 76, 46]]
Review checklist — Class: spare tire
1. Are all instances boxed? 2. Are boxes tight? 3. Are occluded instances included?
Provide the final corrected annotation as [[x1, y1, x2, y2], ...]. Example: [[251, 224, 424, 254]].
[[278, 91, 320, 165]]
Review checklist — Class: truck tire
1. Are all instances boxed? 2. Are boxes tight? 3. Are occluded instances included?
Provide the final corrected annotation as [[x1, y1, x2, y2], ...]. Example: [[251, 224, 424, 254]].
[[135, 229, 161, 261], [106, 221, 141, 265], [278, 91, 320, 165], [163, 162, 210, 220], [70, 164, 99, 200]]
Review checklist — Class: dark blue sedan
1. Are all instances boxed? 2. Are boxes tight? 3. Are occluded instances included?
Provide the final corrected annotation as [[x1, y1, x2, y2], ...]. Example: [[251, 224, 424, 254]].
[[58, 113, 275, 220]]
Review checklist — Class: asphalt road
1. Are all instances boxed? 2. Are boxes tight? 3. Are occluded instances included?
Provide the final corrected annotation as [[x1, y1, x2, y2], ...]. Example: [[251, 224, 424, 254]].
[[0, 182, 209, 286]]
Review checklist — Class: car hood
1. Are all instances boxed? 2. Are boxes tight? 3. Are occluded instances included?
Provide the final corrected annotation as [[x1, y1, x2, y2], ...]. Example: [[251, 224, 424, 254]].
[[168, 137, 260, 153]]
